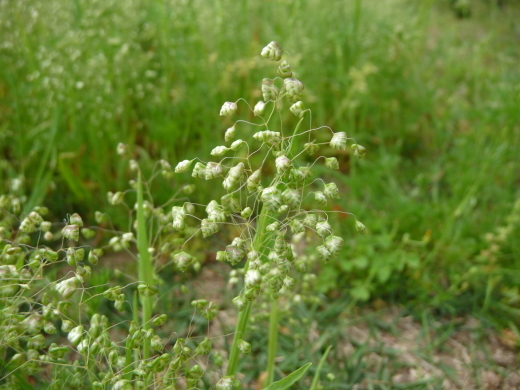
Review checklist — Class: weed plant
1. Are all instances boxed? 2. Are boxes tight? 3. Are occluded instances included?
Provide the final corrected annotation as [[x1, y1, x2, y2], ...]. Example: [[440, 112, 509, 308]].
[[0, 42, 363, 390]]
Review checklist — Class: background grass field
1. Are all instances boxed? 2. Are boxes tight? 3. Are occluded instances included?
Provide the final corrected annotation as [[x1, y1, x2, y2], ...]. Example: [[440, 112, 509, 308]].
[[1, 0, 520, 387]]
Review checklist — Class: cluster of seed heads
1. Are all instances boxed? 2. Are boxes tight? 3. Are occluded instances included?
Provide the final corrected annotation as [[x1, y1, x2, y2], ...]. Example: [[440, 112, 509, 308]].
[[0, 41, 368, 389], [175, 40, 368, 311]]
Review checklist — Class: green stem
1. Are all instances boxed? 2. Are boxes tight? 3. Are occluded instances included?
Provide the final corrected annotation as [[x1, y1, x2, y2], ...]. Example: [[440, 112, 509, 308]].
[[137, 172, 153, 360], [265, 296, 279, 386], [226, 205, 271, 377]]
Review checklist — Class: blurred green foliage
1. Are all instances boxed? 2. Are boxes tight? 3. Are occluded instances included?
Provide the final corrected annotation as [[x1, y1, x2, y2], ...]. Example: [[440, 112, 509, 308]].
[[1, 0, 519, 319]]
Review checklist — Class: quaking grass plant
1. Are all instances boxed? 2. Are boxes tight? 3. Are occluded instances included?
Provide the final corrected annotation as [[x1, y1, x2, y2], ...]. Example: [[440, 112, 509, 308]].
[[0, 169, 227, 389], [174, 41, 367, 387], [0, 41, 367, 390]]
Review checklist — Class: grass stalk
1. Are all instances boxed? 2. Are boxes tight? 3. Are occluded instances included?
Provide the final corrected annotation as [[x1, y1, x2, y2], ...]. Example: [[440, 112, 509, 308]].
[[265, 296, 280, 386], [136, 172, 153, 360], [226, 205, 271, 377]]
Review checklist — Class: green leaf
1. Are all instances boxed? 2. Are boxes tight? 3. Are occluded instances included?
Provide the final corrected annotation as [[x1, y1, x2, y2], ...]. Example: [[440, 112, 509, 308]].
[[310, 346, 332, 390], [262, 362, 312, 390]]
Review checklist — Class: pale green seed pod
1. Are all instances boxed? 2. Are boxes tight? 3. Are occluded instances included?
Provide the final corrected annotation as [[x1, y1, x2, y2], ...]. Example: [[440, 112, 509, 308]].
[[216, 376, 233, 390], [122, 232, 134, 243], [282, 276, 295, 290], [137, 284, 158, 297], [278, 204, 289, 214], [289, 168, 306, 183], [203, 302, 219, 320], [245, 286, 260, 301], [225, 126, 236, 142], [19, 217, 35, 233], [290, 101, 306, 117], [324, 182, 340, 199], [67, 325, 84, 345], [28, 211, 43, 224], [304, 142, 320, 155], [274, 235, 287, 256], [254, 101, 266, 116], [48, 344, 68, 359], [290, 219, 305, 234], [216, 251, 227, 262], [248, 251, 260, 262], [223, 162, 245, 191], [76, 339, 89, 354], [66, 248, 77, 266], [277, 60, 293, 78], [205, 162, 224, 180], [28, 334, 46, 350], [238, 339, 251, 355], [282, 189, 301, 209], [183, 184, 196, 194], [150, 335, 163, 351], [284, 78, 304, 98], [253, 130, 281, 144], [352, 143, 366, 159], [69, 213, 83, 226], [355, 220, 367, 235], [44, 321, 57, 334], [192, 162, 207, 179], [95, 211, 107, 224], [220, 101, 238, 116], [317, 245, 332, 262], [245, 270, 262, 289], [129, 159, 139, 172], [211, 146, 230, 156], [232, 296, 246, 311], [269, 273, 284, 292], [230, 139, 246, 151], [172, 206, 186, 231], [74, 248, 85, 262], [201, 219, 219, 237], [330, 132, 348, 150], [44, 231, 53, 241], [61, 320, 74, 333], [152, 314, 167, 326], [173, 252, 194, 272], [247, 169, 262, 192], [195, 337, 212, 355], [261, 41, 283, 61], [175, 159, 194, 173], [116, 143, 128, 156], [221, 193, 241, 215], [241, 207, 252, 218], [325, 235, 344, 257], [62, 225, 79, 241], [261, 187, 282, 212], [325, 157, 340, 170], [56, 277, 79, 299], [114, 295, 126, 312], [109, 192, 125, 205], [275, 155, 292, 172], [42, 249, 59, 262], [225, 245, 245, 265], [113, 380, 132, 390], [207, 201, 226, 222], [262, 78, 279, 101], [266, 221, 280, 232], [316, 221, 332, 237], [314, 191, 327, 205], [81, 228, 95, 239], [303, 213, 318, 229], [88, 251, 98, 265]]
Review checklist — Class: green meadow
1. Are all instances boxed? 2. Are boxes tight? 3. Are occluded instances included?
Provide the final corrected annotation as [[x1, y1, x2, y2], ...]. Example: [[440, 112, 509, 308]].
[[1, 0, 519, 388]]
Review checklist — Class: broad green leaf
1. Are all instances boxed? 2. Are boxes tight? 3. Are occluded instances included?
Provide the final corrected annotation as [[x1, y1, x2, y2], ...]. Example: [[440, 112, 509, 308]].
[[262, 362, 312, 390]]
